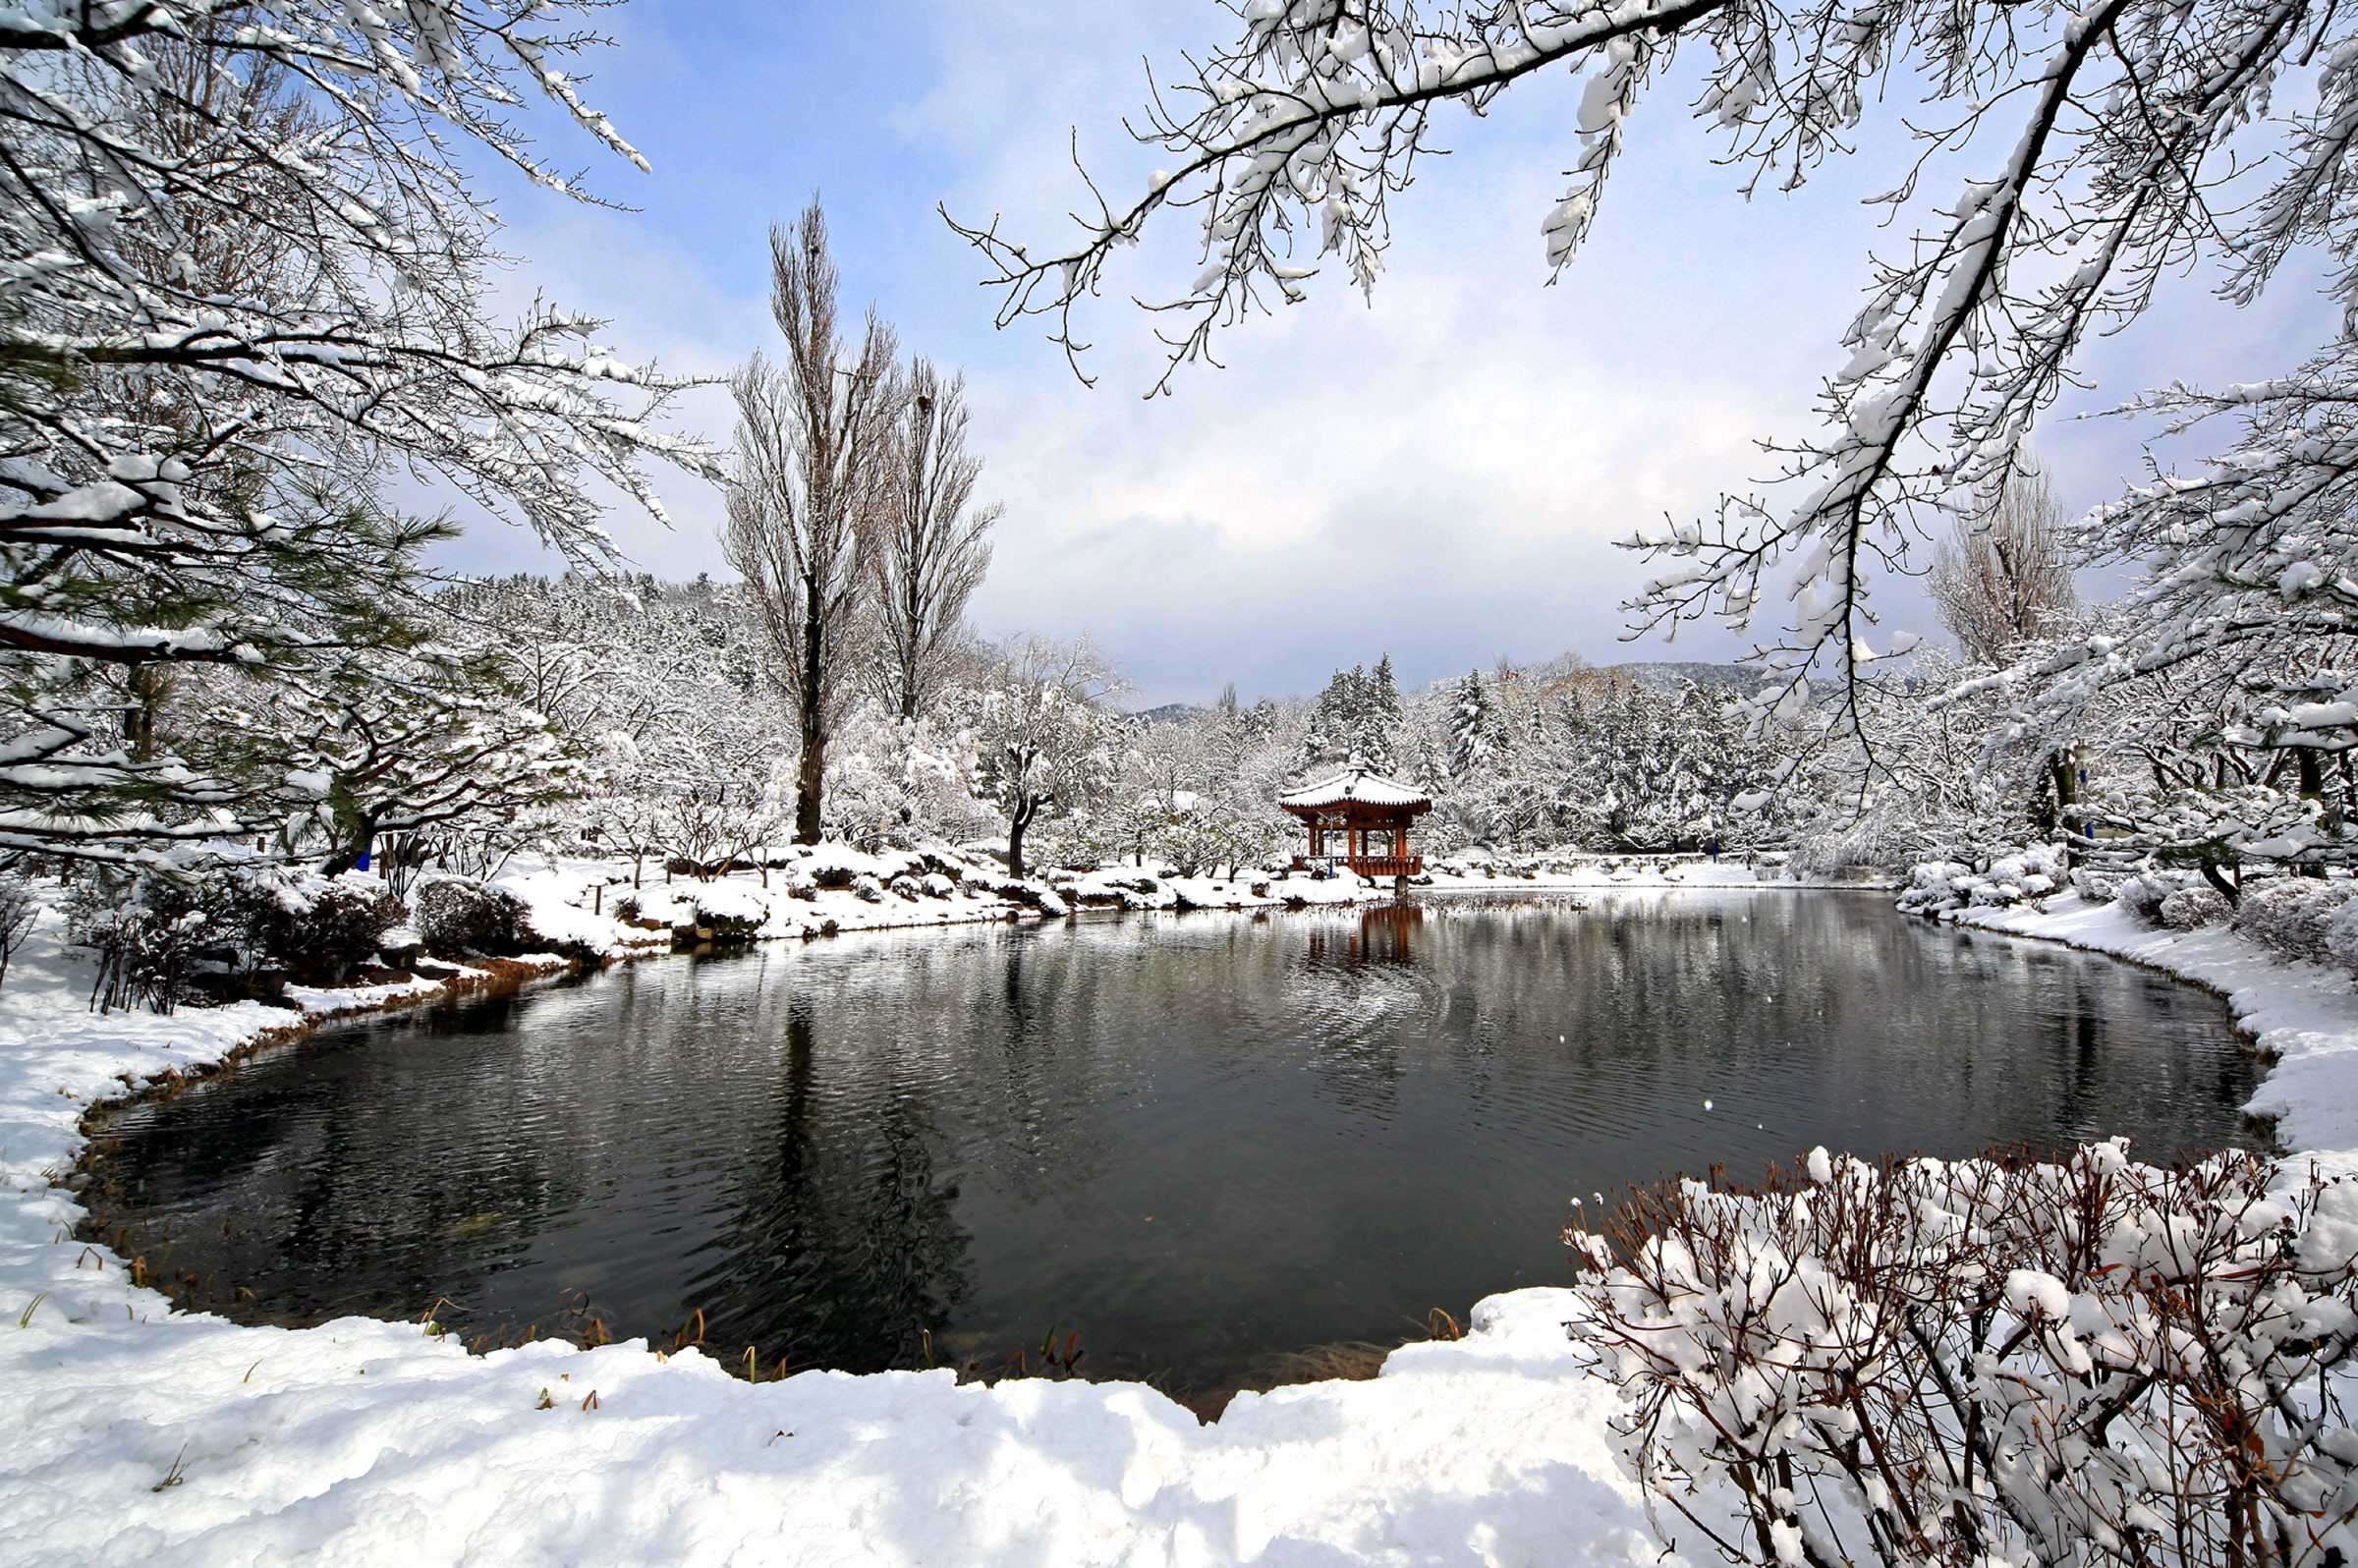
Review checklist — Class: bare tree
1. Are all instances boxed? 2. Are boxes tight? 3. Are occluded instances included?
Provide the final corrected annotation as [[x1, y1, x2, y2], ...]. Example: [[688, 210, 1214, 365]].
[[1929, 467, 2085, 837], [724, 200, 905, 844], [952, 0, 2341, 738], [875, 362, 1000, 722], [973, 633, 1125, 878], [1928, 469, 2080, 669]]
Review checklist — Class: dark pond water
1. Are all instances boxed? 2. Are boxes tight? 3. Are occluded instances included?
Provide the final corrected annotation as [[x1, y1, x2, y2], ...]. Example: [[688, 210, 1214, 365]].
[[84, 892, 2260, 1401]]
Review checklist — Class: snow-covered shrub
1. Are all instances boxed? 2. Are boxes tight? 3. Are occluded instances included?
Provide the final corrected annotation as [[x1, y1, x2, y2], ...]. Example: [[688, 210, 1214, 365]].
[[1895, 844, 2064, 916], [2231, 876, 2358, 966], [224, 869, 404, 984], [2328, 902, 2358, 977], [0, 872, 37, 987], [2160, 883, 2232, 930], [2112, 869, 2197, 926], [68, 875, 209, 1015], [1571, 1143, 2358, 1568], [2069, 868, 2120, 904], [687, 883, 765, 940], [414, 877, 530, 956], [1894, 859, 1972, 914]]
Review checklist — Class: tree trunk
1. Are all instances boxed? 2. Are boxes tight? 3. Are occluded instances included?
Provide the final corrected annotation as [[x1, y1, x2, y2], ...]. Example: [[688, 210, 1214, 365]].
[[2297, 747, 2329, 875], [897, 581, 923, 722], [795, 724, 824, 844], [1007, 795, 1036, 879], [124, 664, 167, 761], [2049, 753, 2079, 868], [795, 576, 827, 844]]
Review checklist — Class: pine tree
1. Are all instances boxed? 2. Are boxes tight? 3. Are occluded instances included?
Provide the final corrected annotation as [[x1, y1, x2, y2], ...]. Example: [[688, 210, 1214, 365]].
[[1446, 669, 1495, 781], [1357, 654, 1403, 770]]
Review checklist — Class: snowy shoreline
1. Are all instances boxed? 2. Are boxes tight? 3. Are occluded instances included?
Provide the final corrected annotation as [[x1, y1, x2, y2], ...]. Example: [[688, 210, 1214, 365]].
[[1933, 892, 2358, 1168], [2, 876, 2313, 1565]]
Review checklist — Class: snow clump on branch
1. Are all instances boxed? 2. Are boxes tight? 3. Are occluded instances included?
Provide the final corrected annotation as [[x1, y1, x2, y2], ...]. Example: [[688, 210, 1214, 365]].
[[1571, 1142, 2358, 1568]]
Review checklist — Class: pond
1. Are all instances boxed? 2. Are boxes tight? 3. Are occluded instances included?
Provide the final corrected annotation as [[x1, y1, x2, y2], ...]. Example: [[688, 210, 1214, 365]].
[[83, 892, 2261, 1405]]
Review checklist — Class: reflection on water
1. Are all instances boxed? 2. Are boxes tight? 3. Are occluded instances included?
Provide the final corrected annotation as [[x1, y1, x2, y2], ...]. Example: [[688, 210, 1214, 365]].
[[1306, 903, 1423, 968], [84, 892, 2260, 1395]]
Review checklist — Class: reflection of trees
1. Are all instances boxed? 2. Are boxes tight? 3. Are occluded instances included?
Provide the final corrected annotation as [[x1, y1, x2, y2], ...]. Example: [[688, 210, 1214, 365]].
[[88, 991, 603, 1327], [1406, 893, 2260, 1168], [683, 993, 974, 1372]]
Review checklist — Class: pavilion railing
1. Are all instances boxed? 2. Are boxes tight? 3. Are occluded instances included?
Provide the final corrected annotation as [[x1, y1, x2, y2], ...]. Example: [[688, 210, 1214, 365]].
[[1292, 855, 1423, 879]]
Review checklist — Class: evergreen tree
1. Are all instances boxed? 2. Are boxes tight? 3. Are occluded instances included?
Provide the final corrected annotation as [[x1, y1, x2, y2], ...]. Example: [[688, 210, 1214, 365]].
[[1446, 669, 1496, 782]]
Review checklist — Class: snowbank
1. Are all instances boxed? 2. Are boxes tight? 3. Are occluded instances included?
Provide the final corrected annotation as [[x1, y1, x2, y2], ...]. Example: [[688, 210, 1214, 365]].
[[496, 847, 1412, 948], [1420, 850, 1888, 893]]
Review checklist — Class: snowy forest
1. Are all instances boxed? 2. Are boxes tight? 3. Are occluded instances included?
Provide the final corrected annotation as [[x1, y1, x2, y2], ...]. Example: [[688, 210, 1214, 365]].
[[3, 0, 2352, 971]]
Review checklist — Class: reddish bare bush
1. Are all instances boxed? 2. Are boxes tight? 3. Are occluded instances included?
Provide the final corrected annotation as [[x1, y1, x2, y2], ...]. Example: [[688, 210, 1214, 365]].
[[1570, 1144, 2358, 1568]]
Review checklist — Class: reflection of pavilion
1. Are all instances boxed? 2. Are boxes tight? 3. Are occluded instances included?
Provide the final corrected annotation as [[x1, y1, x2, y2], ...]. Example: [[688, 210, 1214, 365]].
[[1304, 903, 1425, 969], [1278, 767, 1432, 878]]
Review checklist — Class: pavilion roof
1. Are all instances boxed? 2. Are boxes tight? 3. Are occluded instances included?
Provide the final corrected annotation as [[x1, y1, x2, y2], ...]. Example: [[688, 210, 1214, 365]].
[[1277, 766, 1432, 812]]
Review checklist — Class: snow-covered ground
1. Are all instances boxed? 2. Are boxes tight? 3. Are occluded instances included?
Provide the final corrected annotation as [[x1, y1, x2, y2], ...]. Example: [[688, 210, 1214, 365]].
[[0, 870, 2317, 1565]]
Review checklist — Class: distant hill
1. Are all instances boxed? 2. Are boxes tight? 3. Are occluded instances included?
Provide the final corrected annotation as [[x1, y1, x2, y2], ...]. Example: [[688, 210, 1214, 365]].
[[1131, 701, 1205, 725], [1597, 660, 1771, 697]]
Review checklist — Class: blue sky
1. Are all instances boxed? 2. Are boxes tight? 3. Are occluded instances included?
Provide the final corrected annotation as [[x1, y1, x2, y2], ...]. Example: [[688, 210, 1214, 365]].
[[435, 0, 2340, 706]]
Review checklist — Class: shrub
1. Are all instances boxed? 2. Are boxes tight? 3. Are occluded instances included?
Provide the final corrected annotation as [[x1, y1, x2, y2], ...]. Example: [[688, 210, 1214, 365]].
[[2161, 883, 2232, 929], [1573, 1143, 2358, 1568], [2330, 903, 2358, 977], [1895, 845, 2065, 917], [2231, 876, 2358, 966], [2112, 869, 2199, 926], [225, 869, 404, 984], [688, 883, 765, 941], [2069, 868, 2120, 903], [68, 874, 209, 1015], [413, 877, 530, 955]]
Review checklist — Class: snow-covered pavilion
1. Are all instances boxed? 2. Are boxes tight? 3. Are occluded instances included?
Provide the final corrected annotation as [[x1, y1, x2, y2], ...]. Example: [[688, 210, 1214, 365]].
[[1277, 766, 1432, 879]]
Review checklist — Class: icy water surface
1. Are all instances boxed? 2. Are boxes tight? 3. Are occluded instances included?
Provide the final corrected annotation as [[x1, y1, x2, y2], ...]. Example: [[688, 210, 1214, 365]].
[[85, 892, 2260, 1399]]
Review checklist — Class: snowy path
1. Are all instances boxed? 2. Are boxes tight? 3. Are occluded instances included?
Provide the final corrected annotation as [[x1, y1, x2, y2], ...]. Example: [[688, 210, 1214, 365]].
[[1, 880, 2322, 1565]]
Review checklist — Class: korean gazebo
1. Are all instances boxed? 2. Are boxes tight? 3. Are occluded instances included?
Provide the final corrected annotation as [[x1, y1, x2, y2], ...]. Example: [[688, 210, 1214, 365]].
[[1277, 766, 1432, 878]]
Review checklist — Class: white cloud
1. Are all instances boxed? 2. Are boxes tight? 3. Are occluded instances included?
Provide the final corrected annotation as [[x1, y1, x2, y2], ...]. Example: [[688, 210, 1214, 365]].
[[413, 0, 2344, 705]]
